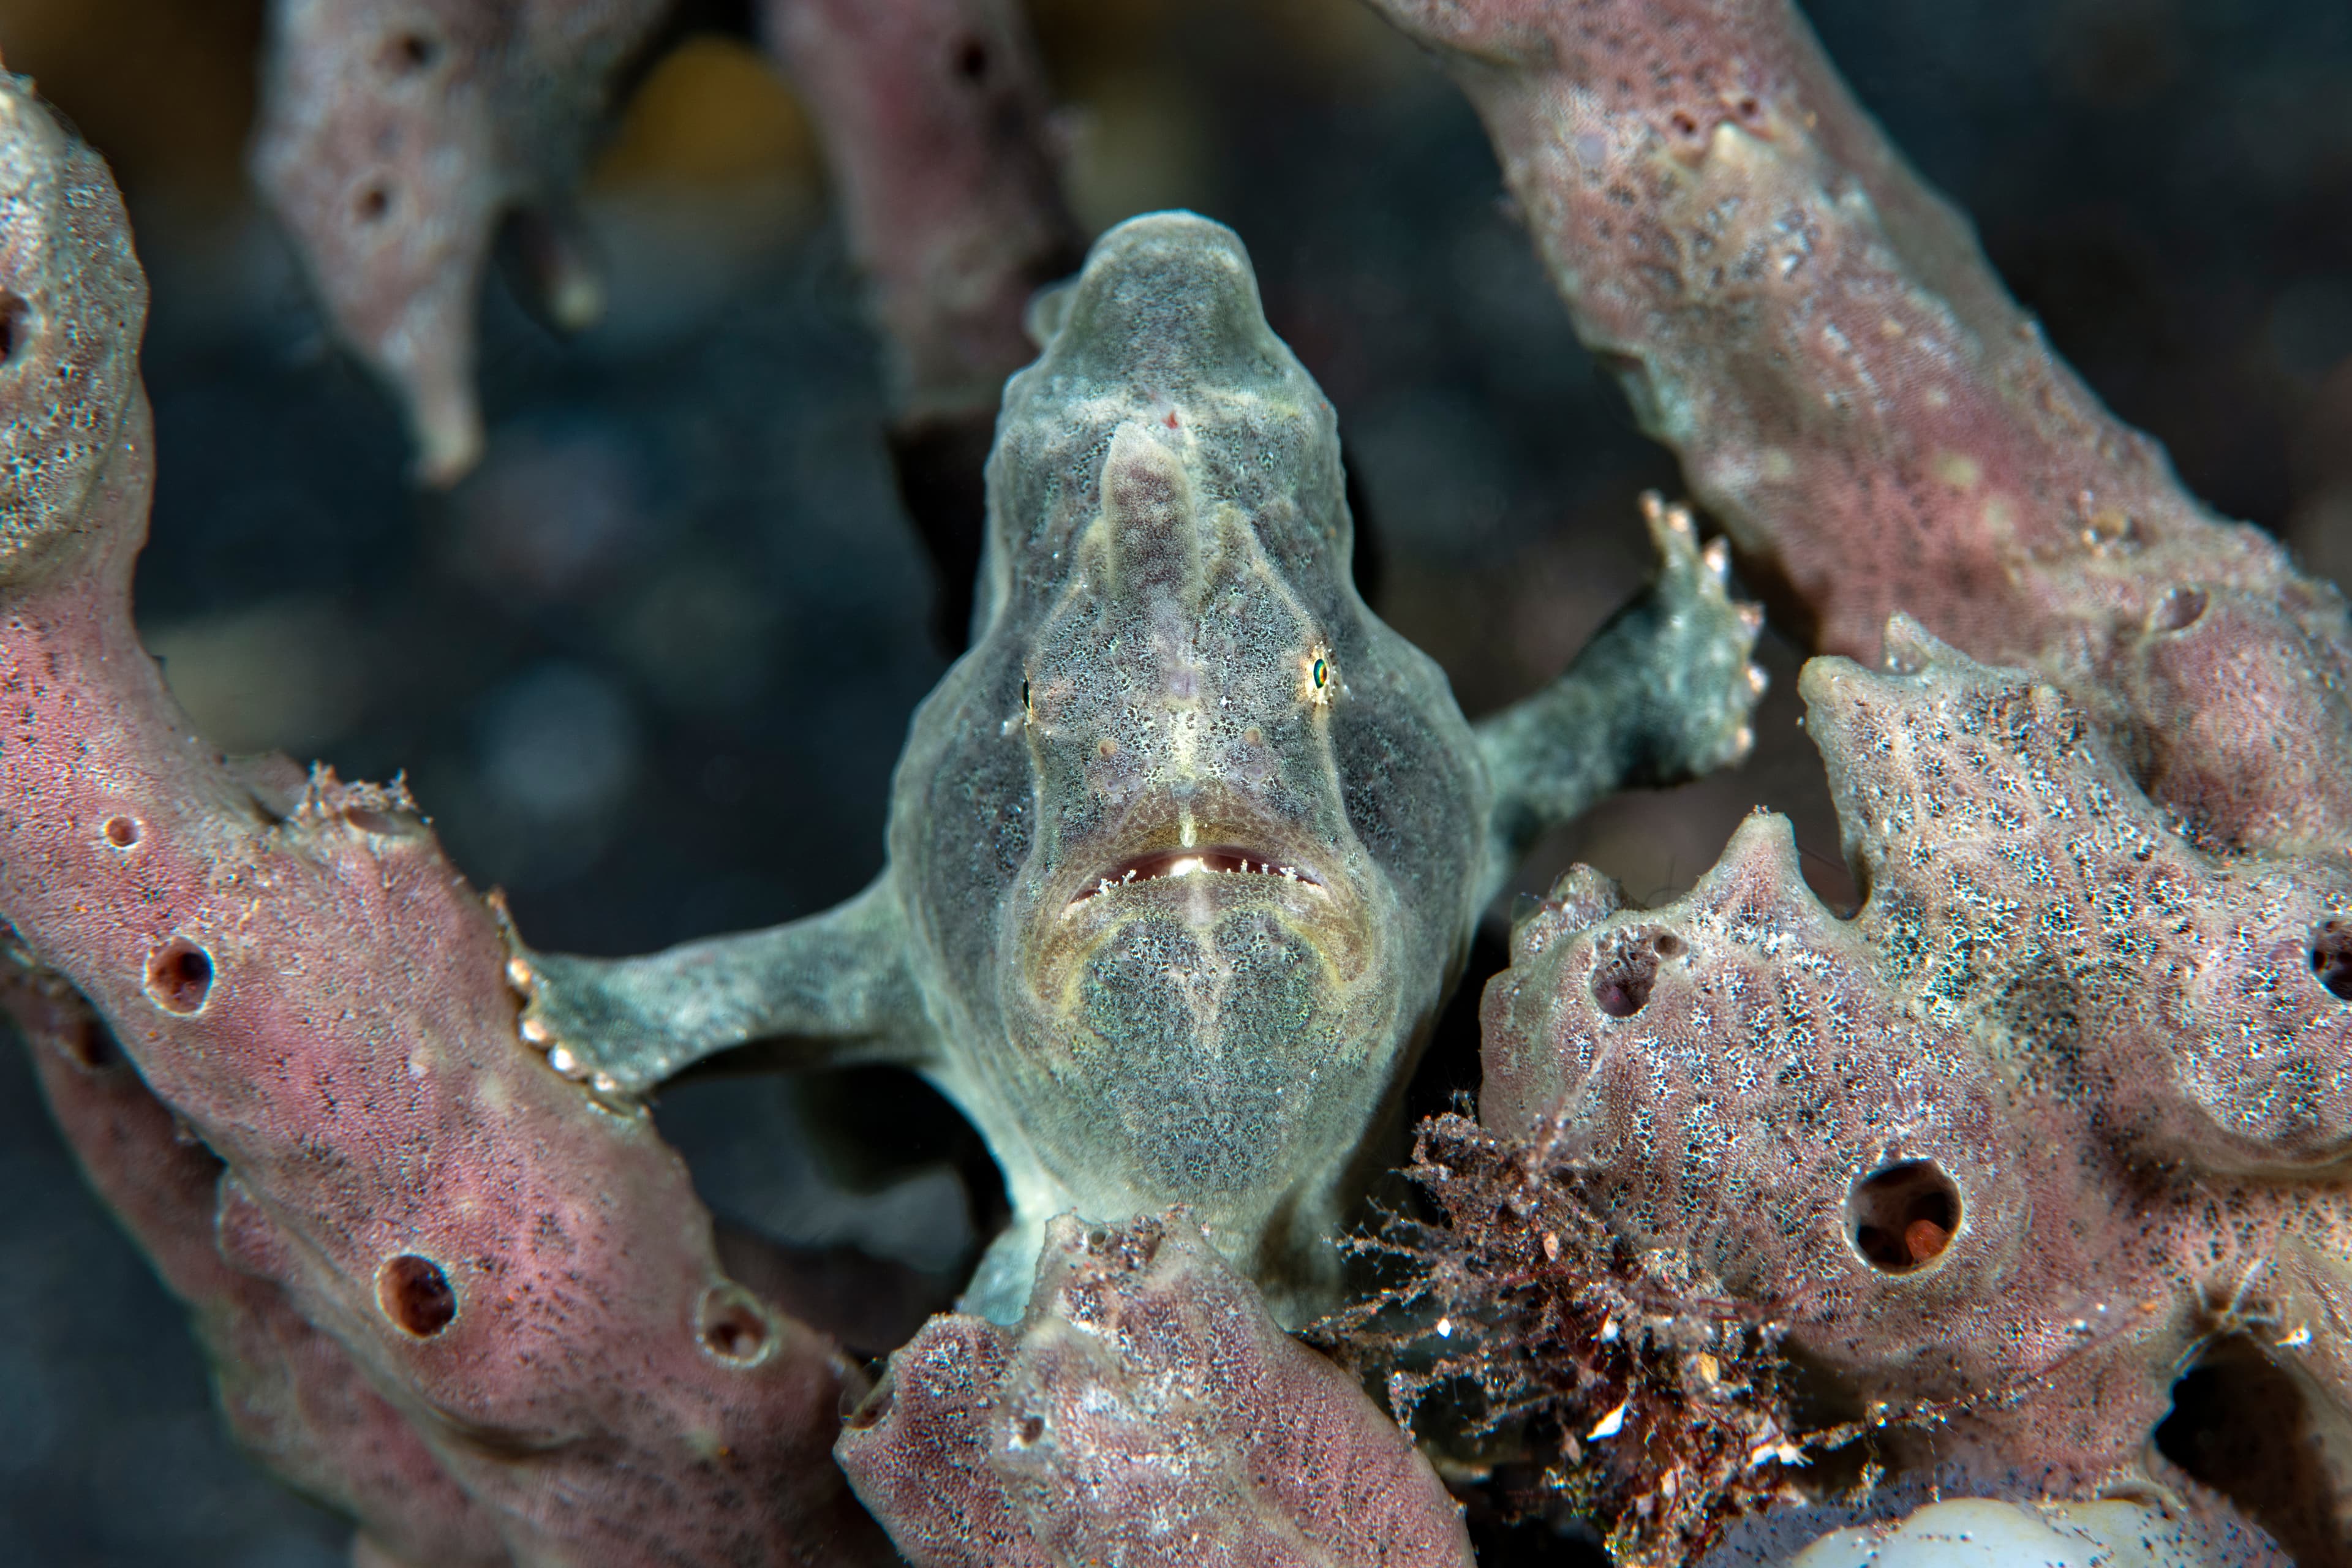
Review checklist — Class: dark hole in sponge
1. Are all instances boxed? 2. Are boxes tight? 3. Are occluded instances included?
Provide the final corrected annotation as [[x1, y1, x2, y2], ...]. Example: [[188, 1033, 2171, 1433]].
[[355, 183, 393, 224], [2150, 584, 2207, 633], [64, 1014, 115, 1069], [952, 36, 989, 81], [103, 814, 140, 848], [2312, 921, 2352, 1000], [0, 292, 28, 364], [1847, 1158, 1960, 1272], [146, 939, 213, 1015], [1592, 931, 1679, 1017], [377, 1253, 456, 1336], [342, 806, 418, 837], [845, 1372, 896, 1431], [695, 1285, 771, 1364], [386, 30, 441, 73]]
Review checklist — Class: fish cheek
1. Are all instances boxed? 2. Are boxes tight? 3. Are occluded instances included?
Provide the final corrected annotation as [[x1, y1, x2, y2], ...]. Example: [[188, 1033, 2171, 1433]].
[[910, 709, 1036, 1008], [1329, 699, 1479, 927]]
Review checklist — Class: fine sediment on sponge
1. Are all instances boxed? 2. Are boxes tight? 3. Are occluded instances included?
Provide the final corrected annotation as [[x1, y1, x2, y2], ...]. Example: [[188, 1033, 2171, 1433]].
[[0, 962, 510, 1568], [1364, 0, 2352, 861], [0, 70, 145, 581], [1419, 624, 2344, 1558], [1, 66, 894, 1567], [837, 1210, 1476, 1567]]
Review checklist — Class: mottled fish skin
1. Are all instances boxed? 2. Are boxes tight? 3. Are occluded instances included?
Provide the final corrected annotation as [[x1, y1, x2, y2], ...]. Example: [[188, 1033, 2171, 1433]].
[[892, 214, 1490, 1321], [514, 210, 1764, 1324]]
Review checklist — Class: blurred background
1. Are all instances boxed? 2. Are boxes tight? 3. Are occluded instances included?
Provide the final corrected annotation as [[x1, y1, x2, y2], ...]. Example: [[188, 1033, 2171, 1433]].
[[0, 0, 2346, 1560]]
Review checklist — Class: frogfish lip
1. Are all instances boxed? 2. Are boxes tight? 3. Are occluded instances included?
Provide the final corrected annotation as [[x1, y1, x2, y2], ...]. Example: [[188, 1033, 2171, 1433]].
[[1028, 806, 1376, 987], [1065, 843, 1327, 912]]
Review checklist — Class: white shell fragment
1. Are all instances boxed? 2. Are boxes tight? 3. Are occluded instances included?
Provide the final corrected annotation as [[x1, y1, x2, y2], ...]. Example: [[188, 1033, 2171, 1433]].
[[1783, 1497, 2275, 1568]]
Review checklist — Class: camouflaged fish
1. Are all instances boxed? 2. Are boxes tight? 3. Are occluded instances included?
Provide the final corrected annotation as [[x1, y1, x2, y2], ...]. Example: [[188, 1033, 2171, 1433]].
[[515, 212, 1763, 1322]]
